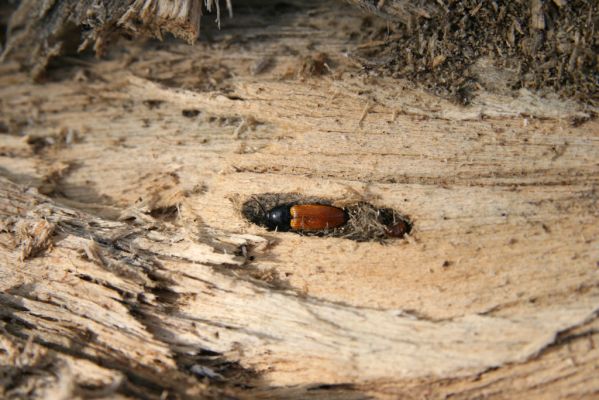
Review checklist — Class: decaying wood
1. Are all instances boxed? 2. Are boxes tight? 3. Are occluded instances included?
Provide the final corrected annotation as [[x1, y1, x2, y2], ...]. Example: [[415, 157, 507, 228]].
[[348, 0, 598, 105], [1, 0, 231, 79], [345, 0, 443, 22], [3, 0, 597, 106], [1, 0, 598, 399]]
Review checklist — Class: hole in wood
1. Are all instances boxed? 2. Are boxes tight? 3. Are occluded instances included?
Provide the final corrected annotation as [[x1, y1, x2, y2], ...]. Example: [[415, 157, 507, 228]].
[[242, 193, 412, 242]]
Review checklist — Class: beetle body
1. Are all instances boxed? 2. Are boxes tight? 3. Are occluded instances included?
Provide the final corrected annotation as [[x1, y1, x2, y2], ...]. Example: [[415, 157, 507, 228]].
[[265, 204, 347, 232]]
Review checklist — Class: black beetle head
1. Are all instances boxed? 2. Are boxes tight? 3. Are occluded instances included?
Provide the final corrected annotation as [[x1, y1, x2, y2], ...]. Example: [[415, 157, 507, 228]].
[[265, 205, 291, 231]]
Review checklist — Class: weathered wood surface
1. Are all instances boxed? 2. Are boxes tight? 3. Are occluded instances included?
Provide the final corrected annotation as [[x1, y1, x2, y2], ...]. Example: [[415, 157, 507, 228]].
[[1, 0, 598, 399], [1, 0, 229, 78]]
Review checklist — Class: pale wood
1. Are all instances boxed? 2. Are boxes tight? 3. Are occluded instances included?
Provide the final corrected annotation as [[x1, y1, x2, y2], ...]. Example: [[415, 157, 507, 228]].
[[1, 0, 598, 399]]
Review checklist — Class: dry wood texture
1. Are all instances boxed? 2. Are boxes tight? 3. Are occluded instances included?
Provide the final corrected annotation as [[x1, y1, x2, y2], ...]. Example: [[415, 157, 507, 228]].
[[1, 0, 599, 399]]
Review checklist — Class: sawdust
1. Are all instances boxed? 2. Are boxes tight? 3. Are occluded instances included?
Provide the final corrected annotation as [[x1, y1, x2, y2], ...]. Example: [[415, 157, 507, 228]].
[[351, 0, 598, 106]]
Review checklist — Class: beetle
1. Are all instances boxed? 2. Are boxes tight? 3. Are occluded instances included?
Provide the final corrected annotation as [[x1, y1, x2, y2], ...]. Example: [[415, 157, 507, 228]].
[[260, 203, 348, 232]]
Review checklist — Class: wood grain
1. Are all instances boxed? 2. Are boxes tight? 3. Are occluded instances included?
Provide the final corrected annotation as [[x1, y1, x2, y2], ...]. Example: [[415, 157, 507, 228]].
[[0, 0, 598, 398]]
